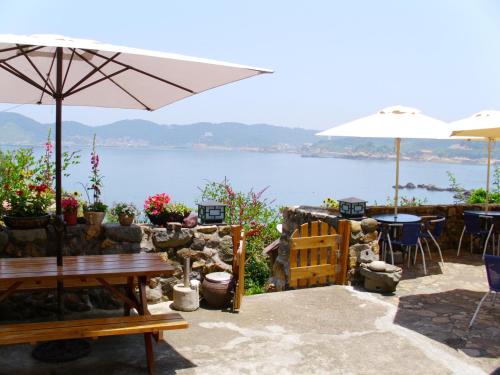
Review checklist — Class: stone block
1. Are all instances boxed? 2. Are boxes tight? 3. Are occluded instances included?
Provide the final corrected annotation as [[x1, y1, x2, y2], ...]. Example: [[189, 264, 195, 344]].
[[177, 248, 204, 259], [9, 229, 47, 244], [360, 263, 402, 293], [218, 235, 234, 263], [104, 223, 142, 243], [190, 237, 206, 251], [152, 228, 192, 249], [196, 225, 218, 234], [361, 218, 378, 233], [218, 225, 232, 236], [166, 222, 182, 231], [350, 220, 362, 234]]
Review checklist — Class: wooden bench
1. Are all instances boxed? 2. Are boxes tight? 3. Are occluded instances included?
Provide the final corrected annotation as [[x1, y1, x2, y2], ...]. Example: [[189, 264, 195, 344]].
[[0, 313, 188, 374]]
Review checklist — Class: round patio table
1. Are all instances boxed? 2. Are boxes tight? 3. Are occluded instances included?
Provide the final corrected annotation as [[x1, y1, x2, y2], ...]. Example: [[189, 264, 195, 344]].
[[372, 213, 421, 224], [464, 210, 500, 217]]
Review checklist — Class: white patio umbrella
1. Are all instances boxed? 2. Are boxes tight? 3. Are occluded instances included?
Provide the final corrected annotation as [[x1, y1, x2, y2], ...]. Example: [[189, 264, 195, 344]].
[[451, 110, 500, 211], [317, 105, 452, 216], [0, 34, 272, 315]]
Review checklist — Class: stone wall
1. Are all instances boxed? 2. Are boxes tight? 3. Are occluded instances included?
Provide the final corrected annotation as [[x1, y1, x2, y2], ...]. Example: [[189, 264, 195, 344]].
[[0, 222, 237, 320], [269, 204, 500, 290]]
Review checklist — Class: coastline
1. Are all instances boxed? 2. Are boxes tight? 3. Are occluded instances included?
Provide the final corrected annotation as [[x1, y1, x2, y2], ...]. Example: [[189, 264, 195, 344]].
[[0, 142, 494, 166]]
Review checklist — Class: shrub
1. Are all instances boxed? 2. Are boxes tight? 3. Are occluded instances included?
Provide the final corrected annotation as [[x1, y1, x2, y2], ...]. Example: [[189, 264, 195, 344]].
[[199, 178, 281, 295]]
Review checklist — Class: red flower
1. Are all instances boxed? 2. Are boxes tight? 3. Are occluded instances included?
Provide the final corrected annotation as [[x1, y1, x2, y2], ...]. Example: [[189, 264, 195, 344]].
[[3, 183, 10, 191], [16, 189, 23, 196]]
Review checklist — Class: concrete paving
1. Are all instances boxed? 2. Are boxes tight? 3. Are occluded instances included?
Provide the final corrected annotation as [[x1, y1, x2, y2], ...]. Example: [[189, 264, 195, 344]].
[[0, 250, 498, 375]]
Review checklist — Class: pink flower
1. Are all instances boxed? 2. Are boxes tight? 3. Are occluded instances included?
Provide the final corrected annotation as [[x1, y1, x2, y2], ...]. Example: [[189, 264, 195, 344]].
[[2, 201, 11, 211]]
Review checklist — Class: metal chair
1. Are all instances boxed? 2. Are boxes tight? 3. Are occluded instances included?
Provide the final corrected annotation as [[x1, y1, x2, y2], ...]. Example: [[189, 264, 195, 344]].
[[390, 222, 427, 275], [469, 254, 500, 328], [378, 222, 395, 265], [420, 216, 446, 269], [457, 213, 493, 258]]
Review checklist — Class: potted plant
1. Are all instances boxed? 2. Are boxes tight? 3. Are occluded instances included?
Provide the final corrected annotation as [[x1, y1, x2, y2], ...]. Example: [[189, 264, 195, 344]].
[[110, 202, 138, 226], [62, 193, 79, 226], [81, 134, 107, 226], [144, 193, 191, 226]]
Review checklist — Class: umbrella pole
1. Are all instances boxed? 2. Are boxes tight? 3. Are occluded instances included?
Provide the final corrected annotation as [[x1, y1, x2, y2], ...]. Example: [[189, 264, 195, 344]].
[[485, 138, 492, 213], [33, 46, 92, 364], [394, 138, 401, 217], [55, 47, 64, 320]]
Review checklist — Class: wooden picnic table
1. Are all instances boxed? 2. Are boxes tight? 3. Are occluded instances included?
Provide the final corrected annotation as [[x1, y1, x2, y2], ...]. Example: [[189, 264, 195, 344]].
[[0, 253, 179, 374]]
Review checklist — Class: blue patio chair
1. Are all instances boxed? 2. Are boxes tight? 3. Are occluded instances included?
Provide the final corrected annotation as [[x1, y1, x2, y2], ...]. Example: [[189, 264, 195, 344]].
[[390, 222, 427, 275], [457, 213, 492, 257], [469, 254, 500, 328], [420, 216, 446, 269]]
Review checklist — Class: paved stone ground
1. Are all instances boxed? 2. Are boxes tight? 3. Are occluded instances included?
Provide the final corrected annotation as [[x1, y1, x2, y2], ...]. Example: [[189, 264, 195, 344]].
[[0, 249, 498, 375]]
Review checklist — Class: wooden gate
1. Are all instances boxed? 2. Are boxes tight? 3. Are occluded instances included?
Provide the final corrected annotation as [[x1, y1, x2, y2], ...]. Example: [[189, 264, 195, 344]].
[[288, 220, 350, 288]]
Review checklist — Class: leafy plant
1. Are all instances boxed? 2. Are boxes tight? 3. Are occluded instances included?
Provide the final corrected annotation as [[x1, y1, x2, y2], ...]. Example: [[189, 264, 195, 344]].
[[143, 193, 171, 215], [399, 196, 427, 207], [163, 202, 191, 215], [321, 197, 339, 209], [198, 178, 281, 295], [110, 202, 139, 217], [83, 201, 108, 212], [61, 193, 79, 212], [447, 171, 466, 203], [81, 134, 106, 211], [0, 131, 79, 217]]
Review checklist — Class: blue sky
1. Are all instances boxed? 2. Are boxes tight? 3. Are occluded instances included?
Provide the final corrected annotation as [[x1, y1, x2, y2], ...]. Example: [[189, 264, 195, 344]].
[[0, 0, 499, 130]]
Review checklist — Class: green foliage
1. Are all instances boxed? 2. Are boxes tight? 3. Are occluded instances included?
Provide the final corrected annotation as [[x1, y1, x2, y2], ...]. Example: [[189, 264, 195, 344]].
[[0, 131, 79, 216], [385, 195, 427, 207], [467, 188, 500, 204], [164, 202, 191, 215], [446, 171, 466, 203], [321, 197, 339, 209], [84, 201, 108, 212], [199, 178, 281, 295]]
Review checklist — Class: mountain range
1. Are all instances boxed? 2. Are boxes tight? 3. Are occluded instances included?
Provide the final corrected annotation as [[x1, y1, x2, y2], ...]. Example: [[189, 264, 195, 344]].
[[0, 112, 496, 162]]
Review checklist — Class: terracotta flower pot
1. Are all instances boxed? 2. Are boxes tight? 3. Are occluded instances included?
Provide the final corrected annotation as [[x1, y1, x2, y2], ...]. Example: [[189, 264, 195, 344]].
[[64, 210, 78, 226], [118, 213, 134, 226], [2, 215, 50, 229], [83, 211, 105, 226]]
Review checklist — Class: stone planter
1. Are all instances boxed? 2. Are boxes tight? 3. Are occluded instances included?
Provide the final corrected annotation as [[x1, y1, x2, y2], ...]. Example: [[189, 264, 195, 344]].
[[83, 211, 105, 226], [118, 214, 134, 226], [2, 215, 50, 230], [64, 210, 78, 226]]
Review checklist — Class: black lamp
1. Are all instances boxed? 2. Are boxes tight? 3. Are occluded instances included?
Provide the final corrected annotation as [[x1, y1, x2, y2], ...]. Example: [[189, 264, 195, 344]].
[[198, 201, 226, 224], [338, 197, 367, 218]]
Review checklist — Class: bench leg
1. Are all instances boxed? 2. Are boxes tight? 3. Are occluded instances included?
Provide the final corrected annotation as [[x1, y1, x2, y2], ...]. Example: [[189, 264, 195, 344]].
[[124, 277, 134, 316], [144, 332, 155, 375]]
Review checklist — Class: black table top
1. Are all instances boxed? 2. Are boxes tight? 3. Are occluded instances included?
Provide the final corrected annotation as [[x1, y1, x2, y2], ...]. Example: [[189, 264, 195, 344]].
[[372, 213, 421, 224], [464, 210, 500, 217]]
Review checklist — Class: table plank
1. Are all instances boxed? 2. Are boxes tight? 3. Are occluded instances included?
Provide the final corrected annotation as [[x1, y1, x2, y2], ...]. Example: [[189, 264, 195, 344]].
[[0, 253, 174, 283]]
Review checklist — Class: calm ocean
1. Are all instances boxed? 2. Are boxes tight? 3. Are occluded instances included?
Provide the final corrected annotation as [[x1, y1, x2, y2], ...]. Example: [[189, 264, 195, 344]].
[[49, 147, 485, 209]]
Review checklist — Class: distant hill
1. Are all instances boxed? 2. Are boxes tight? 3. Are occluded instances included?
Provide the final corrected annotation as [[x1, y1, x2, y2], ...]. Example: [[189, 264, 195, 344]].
[[0, 112, 318, 148], [0, 112, 496, 162]]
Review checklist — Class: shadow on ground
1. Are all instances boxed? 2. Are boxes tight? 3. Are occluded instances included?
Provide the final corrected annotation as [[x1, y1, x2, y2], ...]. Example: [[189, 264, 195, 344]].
[[394, 288, 500, 359], [0, 335, 196, 375]]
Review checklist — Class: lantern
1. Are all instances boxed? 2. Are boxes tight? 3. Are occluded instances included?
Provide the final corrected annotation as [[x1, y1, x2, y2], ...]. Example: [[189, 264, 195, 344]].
[[198, 201, 226, 224], [338, 197, 366, 218]]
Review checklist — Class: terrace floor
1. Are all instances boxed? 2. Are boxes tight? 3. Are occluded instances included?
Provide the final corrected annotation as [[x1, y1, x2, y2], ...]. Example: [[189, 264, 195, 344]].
[[0, 250, 498, 374]]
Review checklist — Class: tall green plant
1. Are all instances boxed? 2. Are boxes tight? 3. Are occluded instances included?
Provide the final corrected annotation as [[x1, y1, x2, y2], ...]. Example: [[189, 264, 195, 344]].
[[199, 178, 281, 294]]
